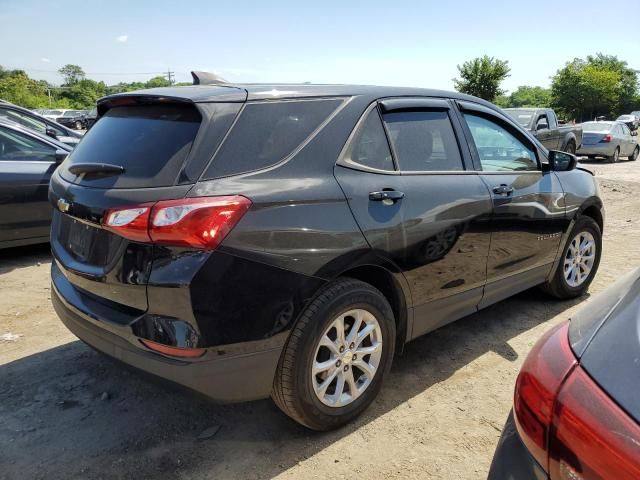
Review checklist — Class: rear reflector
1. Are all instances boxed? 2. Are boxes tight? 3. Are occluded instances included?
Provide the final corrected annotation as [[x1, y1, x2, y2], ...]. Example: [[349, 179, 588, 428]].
[[103, 195, 251, 249], [513, 321, 576, 472], [140, 339, 205, 358], [549, 367, 640, 479]]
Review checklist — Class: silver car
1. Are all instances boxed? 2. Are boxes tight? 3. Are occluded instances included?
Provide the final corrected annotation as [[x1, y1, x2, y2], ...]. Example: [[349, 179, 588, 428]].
[[577, 121, 639, 162]]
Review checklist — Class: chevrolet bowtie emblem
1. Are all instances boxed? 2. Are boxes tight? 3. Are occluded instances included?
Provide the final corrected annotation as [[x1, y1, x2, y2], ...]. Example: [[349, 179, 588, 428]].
[[57, 198, 70, 213]]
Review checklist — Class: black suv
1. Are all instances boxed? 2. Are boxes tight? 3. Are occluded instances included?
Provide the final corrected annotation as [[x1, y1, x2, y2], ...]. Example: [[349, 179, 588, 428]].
[[50, 83, 603, 430]]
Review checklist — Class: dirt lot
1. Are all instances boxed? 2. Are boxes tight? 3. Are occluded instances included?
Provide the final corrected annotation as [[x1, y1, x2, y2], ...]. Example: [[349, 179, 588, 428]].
[[1, 159, 639, 480]]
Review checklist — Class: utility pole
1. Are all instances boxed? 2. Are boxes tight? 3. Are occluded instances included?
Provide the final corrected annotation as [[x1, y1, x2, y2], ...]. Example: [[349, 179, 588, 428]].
[[166, 69, 174, 85]]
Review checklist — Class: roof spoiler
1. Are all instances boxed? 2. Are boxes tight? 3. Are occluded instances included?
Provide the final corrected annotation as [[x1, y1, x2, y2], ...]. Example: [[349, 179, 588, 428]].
[[191, 71, 228, 85]]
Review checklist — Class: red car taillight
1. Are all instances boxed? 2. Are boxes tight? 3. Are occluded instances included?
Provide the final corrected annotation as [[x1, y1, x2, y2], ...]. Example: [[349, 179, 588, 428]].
[[513, 322, 577, 472], [600, 134, 612, 143], [103, 195, 251, 249], [548, 367, 640, 479]]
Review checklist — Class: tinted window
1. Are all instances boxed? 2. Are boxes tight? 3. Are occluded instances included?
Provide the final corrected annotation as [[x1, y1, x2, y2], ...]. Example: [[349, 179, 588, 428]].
[[61, 104, 201, 188], [0, 127, 56, 162], [463, 113, 538, 171], [341, 107, 393, 171], [205, 99, 342, 178], [384, 110, 463, 171]]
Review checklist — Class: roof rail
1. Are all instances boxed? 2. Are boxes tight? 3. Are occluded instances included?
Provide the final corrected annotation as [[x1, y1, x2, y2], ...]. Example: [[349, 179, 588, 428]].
[[191, 71, 228, 85]]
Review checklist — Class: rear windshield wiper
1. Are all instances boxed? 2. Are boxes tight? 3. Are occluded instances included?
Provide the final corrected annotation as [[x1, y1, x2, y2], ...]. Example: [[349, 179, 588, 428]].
[[67, 163, 125, 177]]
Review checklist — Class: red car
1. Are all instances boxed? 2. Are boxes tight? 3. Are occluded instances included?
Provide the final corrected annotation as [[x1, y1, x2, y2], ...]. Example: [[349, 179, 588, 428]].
[[489, 269, 640, 479]]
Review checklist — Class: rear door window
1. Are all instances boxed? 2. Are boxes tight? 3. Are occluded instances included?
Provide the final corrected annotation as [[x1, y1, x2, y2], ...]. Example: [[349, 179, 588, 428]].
[[61, 104, 201, 188], [204, 99, 343, 178], [383, 110, 464, 171]]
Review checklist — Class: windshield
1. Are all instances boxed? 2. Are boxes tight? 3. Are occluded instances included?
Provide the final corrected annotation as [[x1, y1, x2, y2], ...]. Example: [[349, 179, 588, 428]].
[[62, 111, 81, 117], [504, 109, 535, 128], [45, 110, 64, 116], [582, 122, 612, 132]]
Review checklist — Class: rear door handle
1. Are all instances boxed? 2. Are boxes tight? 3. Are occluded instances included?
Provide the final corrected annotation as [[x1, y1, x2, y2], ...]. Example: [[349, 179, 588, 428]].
[[369, 190, 405, 202], [492, 184, 514, 196]]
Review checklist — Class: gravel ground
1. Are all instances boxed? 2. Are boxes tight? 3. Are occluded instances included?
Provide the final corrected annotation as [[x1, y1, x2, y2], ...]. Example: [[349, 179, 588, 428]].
[[1, 158, 639, 480]]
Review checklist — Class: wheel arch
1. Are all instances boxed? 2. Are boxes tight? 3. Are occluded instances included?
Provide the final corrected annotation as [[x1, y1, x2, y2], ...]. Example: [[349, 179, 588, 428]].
[[337, 264, 410, 354]]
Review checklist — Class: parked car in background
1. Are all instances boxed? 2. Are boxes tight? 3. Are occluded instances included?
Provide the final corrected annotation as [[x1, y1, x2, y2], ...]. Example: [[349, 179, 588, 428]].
[[41, 109, 69, 120], [84, 108, 97, 129], [616, 114, 639, 131], [50, 82, 604, 430], [503, 108, 582, 154], [577, 121, 638, 162], [56, 110, 91, 130], [0, 101, 82, 147], [0, 118, 71, 249], [489, 268, 640, 480]]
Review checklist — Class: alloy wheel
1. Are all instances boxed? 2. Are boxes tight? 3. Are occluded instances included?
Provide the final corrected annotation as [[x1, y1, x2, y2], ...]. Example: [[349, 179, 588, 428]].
[[564, 231, 596, 288], [312, 309, 383, 407]]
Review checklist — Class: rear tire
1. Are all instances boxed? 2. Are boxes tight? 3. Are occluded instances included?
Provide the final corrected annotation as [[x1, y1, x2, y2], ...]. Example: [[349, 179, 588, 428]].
[[607, 147, 620, 163], [565, 141, 576, 155], [629, 146, 639, 161], [272, 278, 396, 431], [541, 216, 601, 299]]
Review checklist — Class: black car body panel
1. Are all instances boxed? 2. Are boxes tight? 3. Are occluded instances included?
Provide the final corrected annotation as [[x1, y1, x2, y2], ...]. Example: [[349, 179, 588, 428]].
[[0, 120, 72, 248], [488, 412, 549, 480], [49, 84, 604, 402]]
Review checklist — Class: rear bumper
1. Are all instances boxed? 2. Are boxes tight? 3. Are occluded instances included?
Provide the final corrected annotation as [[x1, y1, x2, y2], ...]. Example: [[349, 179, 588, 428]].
[[577, 144, 615, 157], [51, 279, 284, 403], [488, 411, 549, 480]]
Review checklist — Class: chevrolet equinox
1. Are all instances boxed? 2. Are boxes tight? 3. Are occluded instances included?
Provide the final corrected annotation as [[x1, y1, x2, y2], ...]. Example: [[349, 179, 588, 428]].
[[50, 80, 603, 430]]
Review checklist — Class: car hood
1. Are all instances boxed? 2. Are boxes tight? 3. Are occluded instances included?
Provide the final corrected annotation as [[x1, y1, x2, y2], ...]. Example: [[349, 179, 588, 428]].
[[570, 268, 640, 423]]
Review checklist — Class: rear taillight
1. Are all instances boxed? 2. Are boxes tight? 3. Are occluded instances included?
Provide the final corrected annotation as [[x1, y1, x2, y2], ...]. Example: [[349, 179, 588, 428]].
[[103, 195, 251, 249], [513, 322, 576, 472], [548, 368, 640, 479], [600, 134, 612, 143]]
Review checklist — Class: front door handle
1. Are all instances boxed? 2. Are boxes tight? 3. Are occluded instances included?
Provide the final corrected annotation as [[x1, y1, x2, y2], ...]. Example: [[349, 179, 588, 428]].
[[369, 190, 405, 202], [492, 184, 514, 196]]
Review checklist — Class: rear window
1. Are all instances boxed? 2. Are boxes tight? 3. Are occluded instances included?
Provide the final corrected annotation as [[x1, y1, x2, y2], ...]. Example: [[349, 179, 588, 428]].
[[204, 99, 343, 178], [582, 122, 612, 132], [61, 104, 201, 188]]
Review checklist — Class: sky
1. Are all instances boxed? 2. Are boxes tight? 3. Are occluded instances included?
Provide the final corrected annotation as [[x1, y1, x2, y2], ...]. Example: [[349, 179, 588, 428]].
[[1, 0, 639, 93]]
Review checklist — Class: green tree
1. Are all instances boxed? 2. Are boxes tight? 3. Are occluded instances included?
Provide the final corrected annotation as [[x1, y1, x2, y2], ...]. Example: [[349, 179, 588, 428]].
[[0, 68, 51, 108], [58, 64, 85, 85], [550, 55, 636, 121], [145, 75, 171, 88], [508, 86, 551, 108], [453, 55, 510, 101], [59, 78, 107, 108]]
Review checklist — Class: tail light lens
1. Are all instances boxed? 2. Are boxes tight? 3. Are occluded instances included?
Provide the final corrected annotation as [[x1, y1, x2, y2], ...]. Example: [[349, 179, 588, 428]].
[[600, 134, 612, 143], [104, 195, 251, 249], [513, 322, 576, 472], [549, 368, 640, 479]]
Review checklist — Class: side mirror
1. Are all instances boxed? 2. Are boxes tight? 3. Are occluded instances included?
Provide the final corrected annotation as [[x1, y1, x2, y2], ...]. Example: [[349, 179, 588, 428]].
[[547, 150, 577, 172], [54, 149, 69, 164], [536, 122, 549, 131], [46, 127, 58, 139]]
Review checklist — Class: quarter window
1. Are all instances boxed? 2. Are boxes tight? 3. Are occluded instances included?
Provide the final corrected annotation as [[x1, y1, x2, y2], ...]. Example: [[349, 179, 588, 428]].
[[341, 107, 394, 171], [463, 113, 538, 172], [383, 110, 464, 171]]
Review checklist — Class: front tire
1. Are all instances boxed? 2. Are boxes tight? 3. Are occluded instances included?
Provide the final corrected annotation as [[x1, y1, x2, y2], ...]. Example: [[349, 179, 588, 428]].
[[629, 146, 639, 161], [272, 278, 396, 430], [541, 216, 601, 299]]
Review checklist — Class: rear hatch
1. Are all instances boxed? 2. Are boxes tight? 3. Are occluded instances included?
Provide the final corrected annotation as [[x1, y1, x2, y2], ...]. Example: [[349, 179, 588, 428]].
[[50, 91, 245, 320]]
